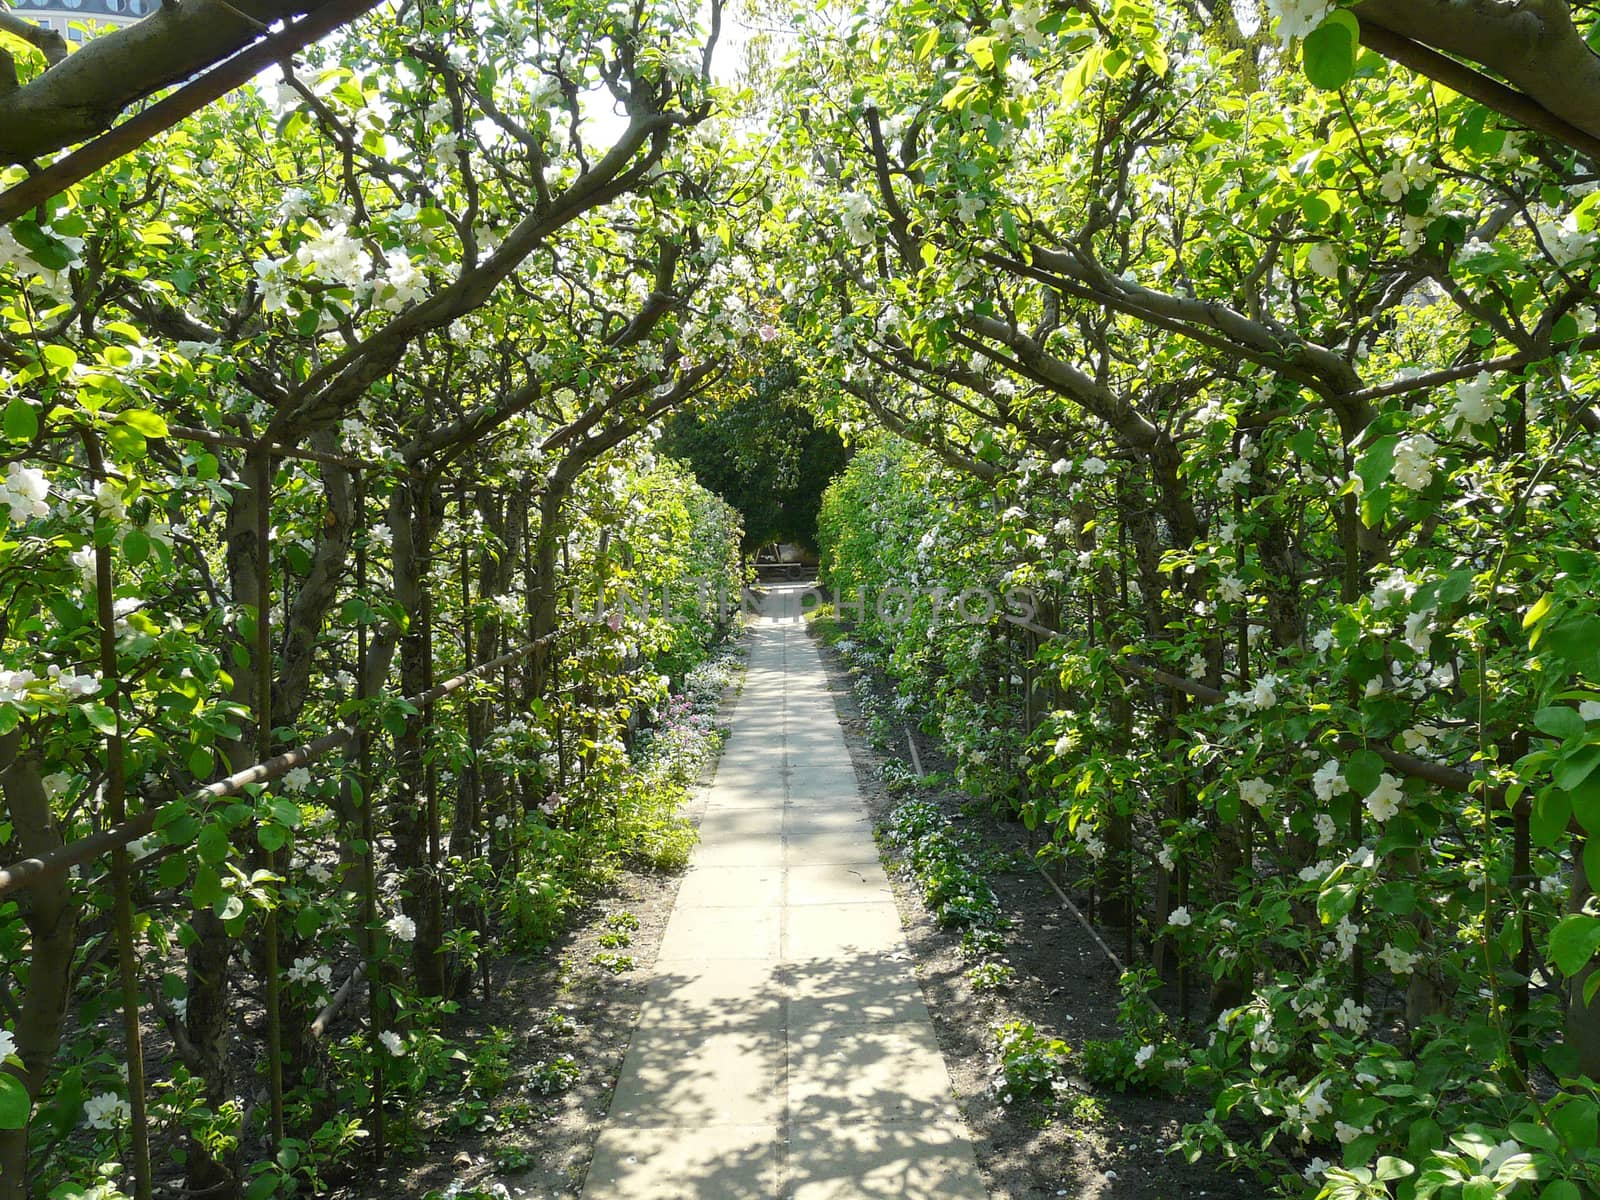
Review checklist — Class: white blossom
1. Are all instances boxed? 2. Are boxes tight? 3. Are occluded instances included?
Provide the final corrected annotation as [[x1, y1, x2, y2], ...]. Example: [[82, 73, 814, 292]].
[[1391, 433, 1439, 491], [0, 462, 50, 523], [1312, 759, 1349, 802], [1376, 943, 1417, 974], [83, 1092, 131, 1130], [1239, 777, 1274, 809], [1365, 772, 1404, 822], [1267, 0, 1332, 45], [1333, 998, 1371, 1035], [379, 1029, 406, 1057], [386, 913, 417, 942], [1449, 372, 1498, 429], [1306, 243, 1340, 279]]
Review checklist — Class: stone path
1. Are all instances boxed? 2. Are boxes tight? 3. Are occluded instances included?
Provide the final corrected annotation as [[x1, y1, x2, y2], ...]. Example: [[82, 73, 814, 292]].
[[581, 585, 988, 1199]]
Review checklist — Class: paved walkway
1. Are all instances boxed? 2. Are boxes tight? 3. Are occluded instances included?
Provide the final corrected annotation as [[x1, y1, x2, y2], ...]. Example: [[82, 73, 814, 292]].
[[581, 585, 988, 1199]]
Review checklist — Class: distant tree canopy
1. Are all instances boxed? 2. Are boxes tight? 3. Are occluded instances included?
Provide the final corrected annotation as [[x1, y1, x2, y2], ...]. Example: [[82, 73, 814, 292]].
[[659, 360, 849, 553]]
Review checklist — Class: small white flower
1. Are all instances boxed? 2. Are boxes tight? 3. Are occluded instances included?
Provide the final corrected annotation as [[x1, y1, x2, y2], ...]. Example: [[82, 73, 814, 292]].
[[379, 1029, 406, 1057], [1247, 674, 1279, 710], [1268, 0, 1332, 45], [1580, 701, 1600, 722], [1306, 243, 1340, 279], [1376, 943, 1417, 974], [1333, 998, 1371, 1035], [1365, 772, 1404, 822], [0, 1029, 14, 1060], [1239, 777, 1274, 809], [1168, 906, 1192, 928], [1134, 1044, 1155, 1067], [83, 1092, 131, 1130], [282, 766, 312, 792], [94, 479, 126, 521], [1391, 433, 1439, 491], [1449, 372, 1498, 429], [1312, 759, 1349, 802], [386, 913, 417, 942]]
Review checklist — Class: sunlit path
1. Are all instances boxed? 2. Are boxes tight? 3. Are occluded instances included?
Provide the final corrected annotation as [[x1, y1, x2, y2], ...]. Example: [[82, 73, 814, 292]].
[[581, 583, 987, 1199]]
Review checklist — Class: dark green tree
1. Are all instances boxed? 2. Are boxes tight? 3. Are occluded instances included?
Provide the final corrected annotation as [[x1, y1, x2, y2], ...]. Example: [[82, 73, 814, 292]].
[[660, 360, 848, 553]]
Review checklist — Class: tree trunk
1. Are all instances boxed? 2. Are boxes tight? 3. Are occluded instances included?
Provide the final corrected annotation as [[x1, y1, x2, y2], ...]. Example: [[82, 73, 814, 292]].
[[391, 477, 446, 996], [0, 738, 80, 1199]]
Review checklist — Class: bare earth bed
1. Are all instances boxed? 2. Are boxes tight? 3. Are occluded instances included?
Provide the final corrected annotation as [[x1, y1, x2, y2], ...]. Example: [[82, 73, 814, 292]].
[[812, 624, 1256, 1200], [336, 680, 744, 1200]]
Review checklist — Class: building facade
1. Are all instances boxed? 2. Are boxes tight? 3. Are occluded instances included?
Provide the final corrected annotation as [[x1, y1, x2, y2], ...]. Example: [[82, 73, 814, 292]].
[[7, 0, 147, 46]]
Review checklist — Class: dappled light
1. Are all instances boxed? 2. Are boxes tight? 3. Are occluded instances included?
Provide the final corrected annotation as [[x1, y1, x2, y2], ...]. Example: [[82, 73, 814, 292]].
[[0, 0, 1597, 1196]]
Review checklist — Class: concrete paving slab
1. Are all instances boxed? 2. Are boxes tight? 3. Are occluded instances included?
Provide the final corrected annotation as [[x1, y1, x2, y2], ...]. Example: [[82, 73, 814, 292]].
[[676, 864, 785, 908], [785, 1120, 988, 1199], [784, 809, 874, 834], [784, 902, 904, 960], [786, 957, 930, 1030], [784, 833, 882, 866], [786, 862, 893, 906], [693, 810, 786, 863], [787, 1022, 961, 1124], [608, 1025, 785, 1125], [584, 1123, 781, 1199], [657, 904, 781, 961], [640, 961, 788, 1031]]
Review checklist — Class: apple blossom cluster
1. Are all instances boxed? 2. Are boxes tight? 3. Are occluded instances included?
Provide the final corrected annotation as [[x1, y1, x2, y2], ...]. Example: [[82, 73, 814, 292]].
[[0, 461, 49, 524]]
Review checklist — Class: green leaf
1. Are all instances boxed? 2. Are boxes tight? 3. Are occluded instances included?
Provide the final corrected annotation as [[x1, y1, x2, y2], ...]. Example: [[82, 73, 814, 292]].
[[1318, 880, 1359, 924], [122, 528, 151, 566], [1302, 11, 1359, 90], [257, 822, 288, 852], [192, 864, 223, 909], [82, 703, 118, 735], [157, 853, 189, 889], [1541, 1182, 1582, 1200], [1555, 743, 1600, 792], [10, 220, 71, 270], [1549, 913, 1600, 976], [1356, 435, 1397, 494], [1532, 786, 1573, 847], [1375, 1157, 1415, 1182], [119, 409, 168, 439], [1373, 881, 1416, 915], [1344, 749, 1385, 797], [3, 397, 38, 442], [1524, 592, 1555, 630], [1536, 706, 1586, 741], [105, 423, 146, 460], [0, 1072, 30, 1130], [197, 823, 230, 866], [187, 746, 214, 780]]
